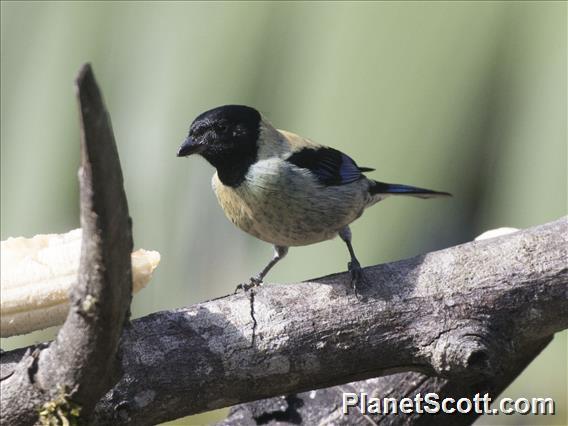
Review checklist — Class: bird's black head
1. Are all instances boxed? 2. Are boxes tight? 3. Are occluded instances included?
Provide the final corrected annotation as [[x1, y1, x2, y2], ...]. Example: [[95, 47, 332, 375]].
[[177, 105, 261, 187]]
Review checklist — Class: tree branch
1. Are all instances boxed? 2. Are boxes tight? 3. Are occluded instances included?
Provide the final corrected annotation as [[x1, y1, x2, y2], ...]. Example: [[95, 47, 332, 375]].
[[0, 64, 133, 425], [219, 337, 552, 426], [91, 217, 567, 424], [0, 217, 545, 424], [2, 218, 566, 424], [2, 214, 566, 424]]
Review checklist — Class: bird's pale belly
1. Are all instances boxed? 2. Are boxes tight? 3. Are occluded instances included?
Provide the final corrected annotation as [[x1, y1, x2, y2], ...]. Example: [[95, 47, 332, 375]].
[[212, 171, 371, 247]]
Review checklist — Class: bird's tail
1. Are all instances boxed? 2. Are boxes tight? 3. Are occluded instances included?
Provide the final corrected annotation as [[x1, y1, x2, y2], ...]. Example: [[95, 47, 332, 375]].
[[370, 181, 451, 199]]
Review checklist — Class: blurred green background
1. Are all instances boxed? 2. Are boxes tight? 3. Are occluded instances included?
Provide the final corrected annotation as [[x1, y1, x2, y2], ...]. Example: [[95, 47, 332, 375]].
[[1, 1, 566, 425]]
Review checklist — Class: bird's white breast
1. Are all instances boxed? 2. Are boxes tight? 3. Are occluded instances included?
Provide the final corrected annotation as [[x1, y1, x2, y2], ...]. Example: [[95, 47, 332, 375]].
[[212, 158, 373, 247]]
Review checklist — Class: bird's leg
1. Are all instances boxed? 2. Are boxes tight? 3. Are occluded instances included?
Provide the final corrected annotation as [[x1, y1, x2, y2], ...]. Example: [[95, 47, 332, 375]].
[[339, 226, 366, 296], [235, 245, 289, 293]]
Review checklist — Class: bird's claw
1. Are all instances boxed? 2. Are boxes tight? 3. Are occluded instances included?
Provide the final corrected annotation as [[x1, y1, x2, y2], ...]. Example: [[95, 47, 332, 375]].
[[348, 260, 367, 300], [234, 276, 264, 294]]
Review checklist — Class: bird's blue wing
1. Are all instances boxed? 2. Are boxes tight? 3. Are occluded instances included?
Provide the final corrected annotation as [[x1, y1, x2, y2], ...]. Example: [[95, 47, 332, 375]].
[[286, 147, 373, 186]]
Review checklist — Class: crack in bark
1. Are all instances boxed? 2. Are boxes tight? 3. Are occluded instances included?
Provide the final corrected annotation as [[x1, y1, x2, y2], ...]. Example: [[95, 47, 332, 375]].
[[249, 288, 258, 347]]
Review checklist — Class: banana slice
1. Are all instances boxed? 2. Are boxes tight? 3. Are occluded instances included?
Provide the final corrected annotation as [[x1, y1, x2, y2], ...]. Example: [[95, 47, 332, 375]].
[[1, 229, 160, 337]]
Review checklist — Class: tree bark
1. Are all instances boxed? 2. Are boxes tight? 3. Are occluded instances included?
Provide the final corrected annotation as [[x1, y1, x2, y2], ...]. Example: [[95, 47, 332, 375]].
[[219, 337, 552, 426], [4, 217, 563, 425], [0, 64, 133, 425], [95, 216, 568, 424]]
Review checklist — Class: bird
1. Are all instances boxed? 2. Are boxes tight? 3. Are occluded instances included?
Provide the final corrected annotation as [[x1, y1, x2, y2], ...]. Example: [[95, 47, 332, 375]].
[[177, 105, 450, 293]]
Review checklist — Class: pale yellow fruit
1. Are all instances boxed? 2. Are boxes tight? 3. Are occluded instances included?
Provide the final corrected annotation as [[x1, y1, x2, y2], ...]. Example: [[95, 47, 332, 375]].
[[1, 229, 160, 337]]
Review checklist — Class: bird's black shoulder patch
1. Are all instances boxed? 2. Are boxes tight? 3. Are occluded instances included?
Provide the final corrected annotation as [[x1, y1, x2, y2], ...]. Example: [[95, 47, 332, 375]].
[[286, 147, 371, 186]]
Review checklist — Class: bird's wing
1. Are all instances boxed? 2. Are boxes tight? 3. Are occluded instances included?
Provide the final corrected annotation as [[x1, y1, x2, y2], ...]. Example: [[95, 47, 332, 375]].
[[286, 146, 373, 186]]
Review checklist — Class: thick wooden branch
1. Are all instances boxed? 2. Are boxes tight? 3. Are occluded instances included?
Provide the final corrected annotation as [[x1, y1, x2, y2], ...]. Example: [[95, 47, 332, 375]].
[[2, 219, 566, 424], [91, 217, 565, 424], [41, 216, 556, 424], [219, 337, 552, 426], [0, 64, 132, 424]]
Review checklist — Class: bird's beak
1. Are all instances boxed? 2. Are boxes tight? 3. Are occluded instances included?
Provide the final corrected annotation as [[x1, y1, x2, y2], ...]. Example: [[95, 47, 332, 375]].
[[177, 136, 205, 157]]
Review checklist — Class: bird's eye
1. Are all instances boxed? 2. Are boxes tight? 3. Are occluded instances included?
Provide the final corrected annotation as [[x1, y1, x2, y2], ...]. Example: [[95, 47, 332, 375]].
[[217, 122, 228, 132], [233, 125, 245, 137]]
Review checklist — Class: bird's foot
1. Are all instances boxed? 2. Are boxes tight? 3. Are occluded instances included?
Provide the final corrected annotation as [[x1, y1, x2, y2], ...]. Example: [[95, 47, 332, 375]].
[[348, 259, 367, 300], [234, 275, 264, 294]]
